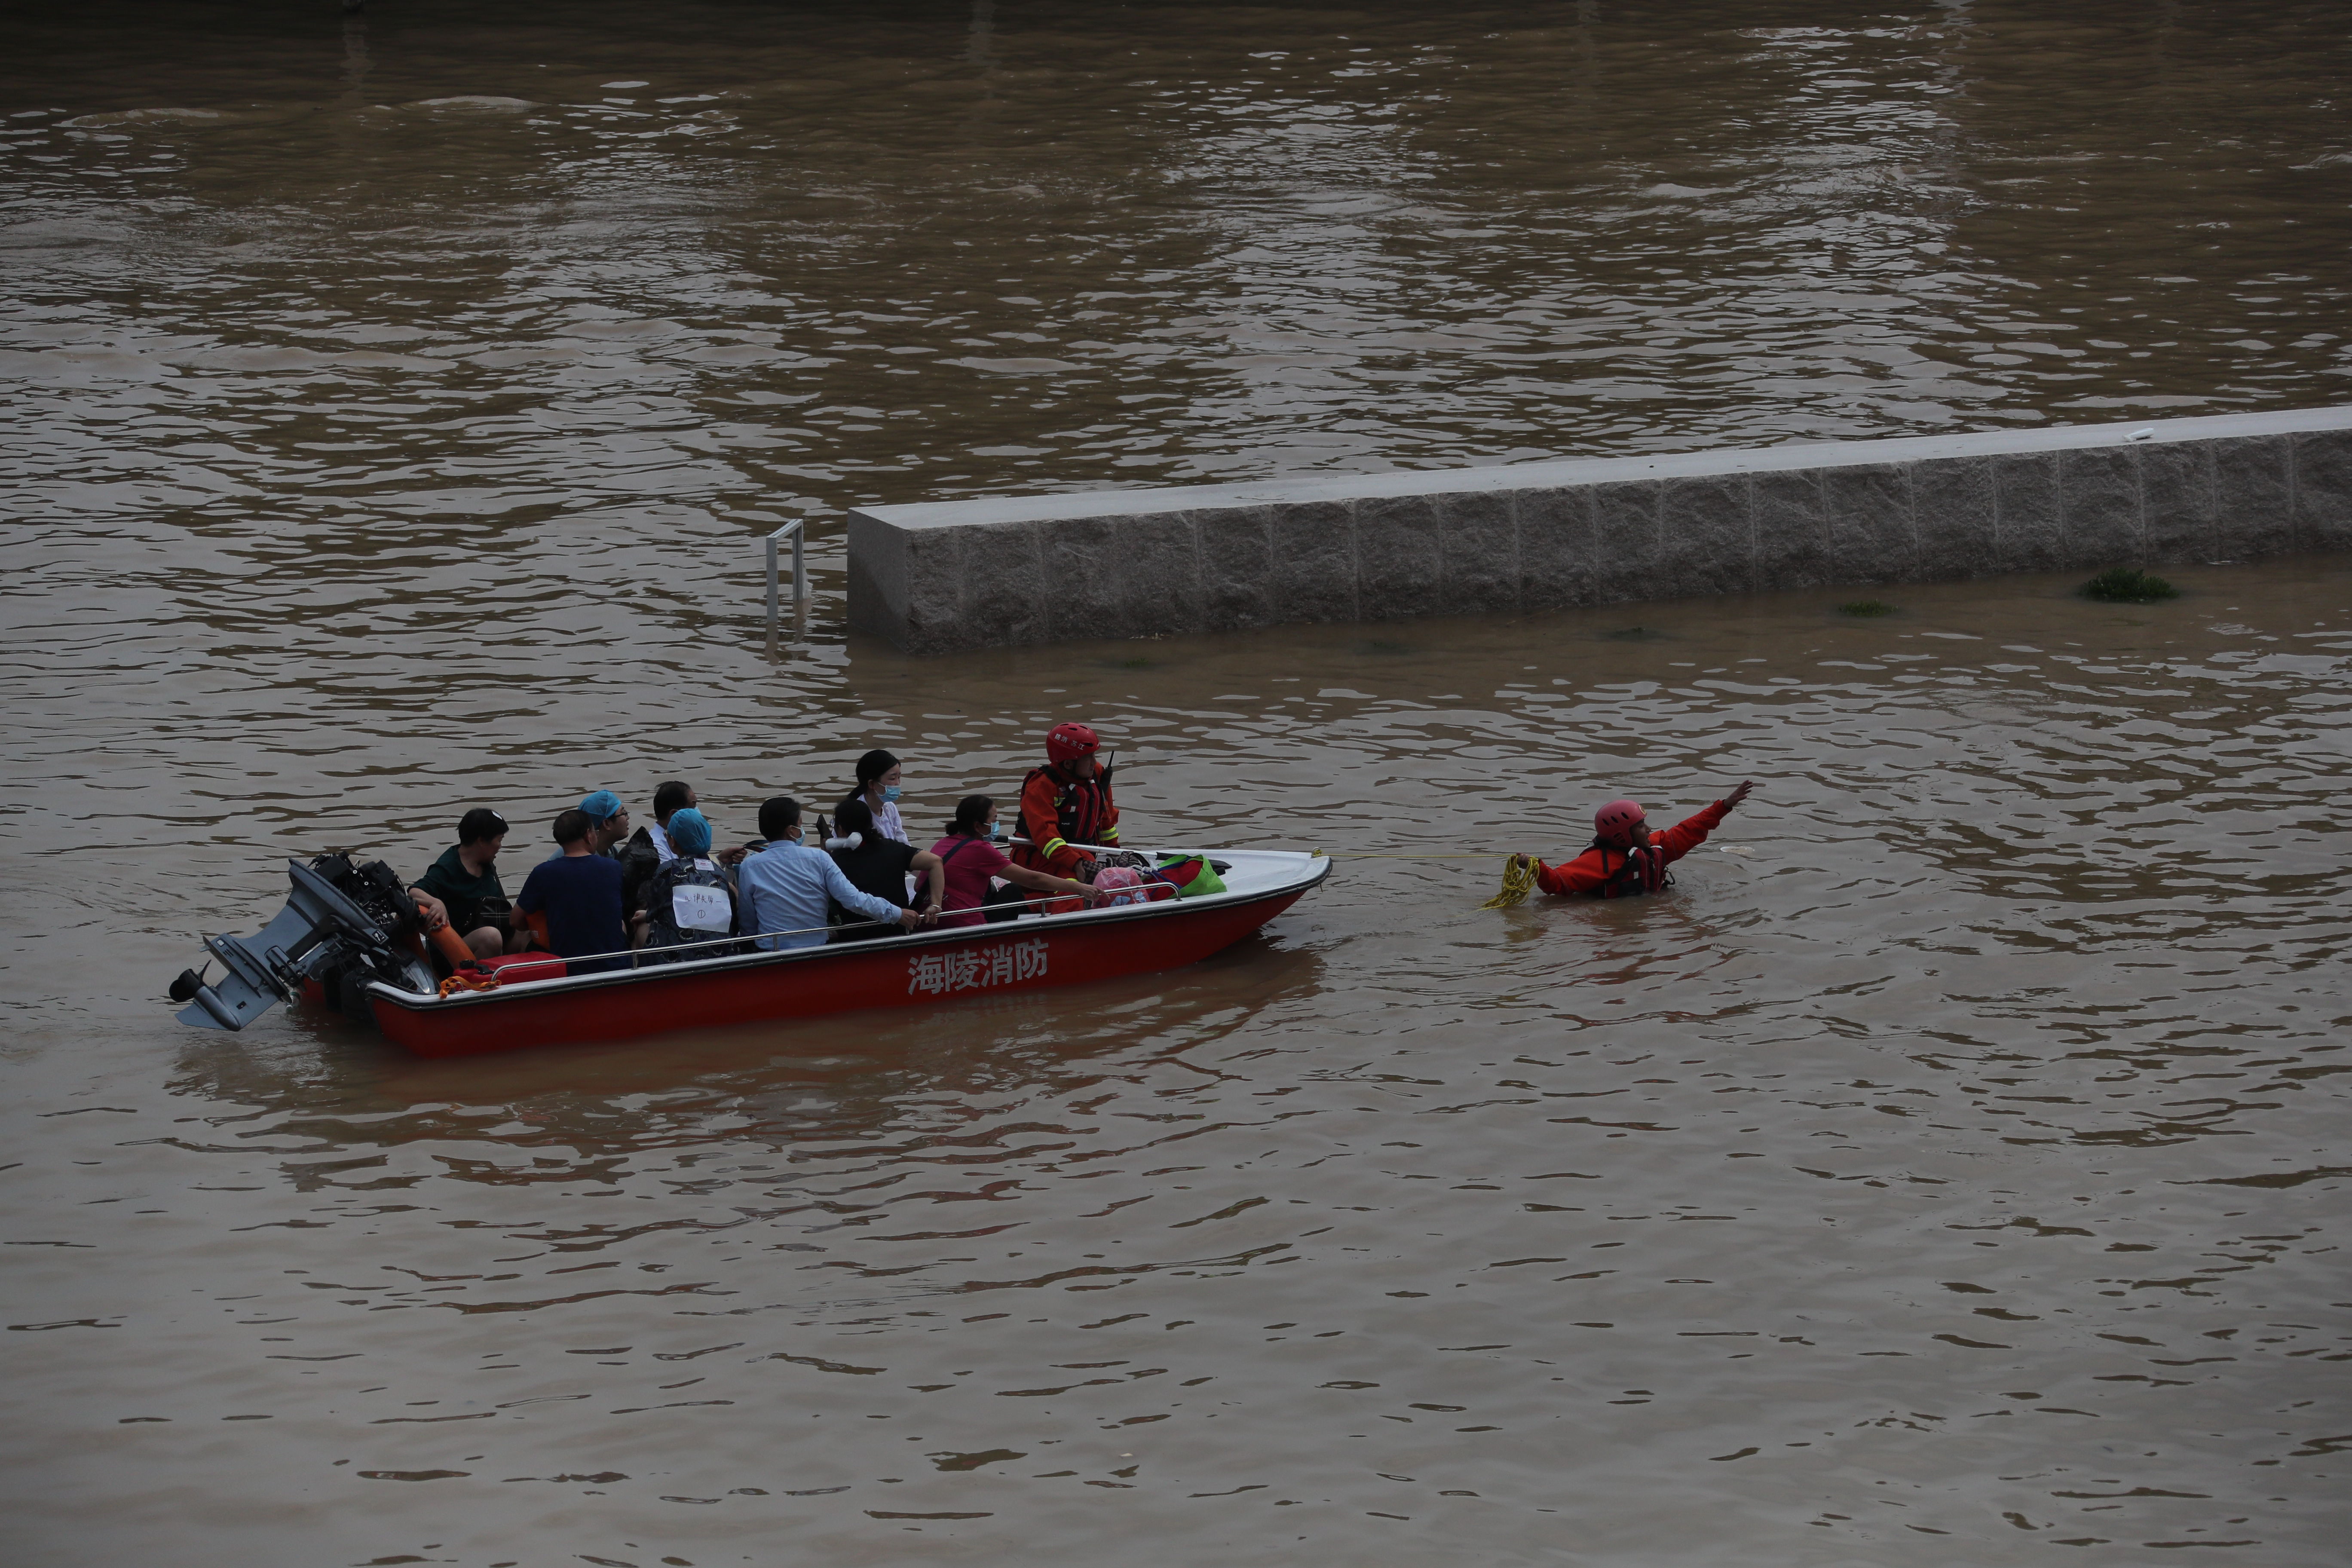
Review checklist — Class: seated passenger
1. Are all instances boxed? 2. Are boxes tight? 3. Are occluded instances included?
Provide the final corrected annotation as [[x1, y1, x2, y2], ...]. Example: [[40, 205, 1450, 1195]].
[[1509, 781, 1757, 899], [579, 790, 633, 858], [932, 794, 1102, 929], [514, 808, 630, 974], [409, 807, 514, 960], [825, 800, 945, 943], [637, 808, 738, 963], [735, 796, 921, 951], [834, 749, 910, 845], [647, 781, 694, 864], [1011, 723, 1119, 880], [615, 781, 694, 916]]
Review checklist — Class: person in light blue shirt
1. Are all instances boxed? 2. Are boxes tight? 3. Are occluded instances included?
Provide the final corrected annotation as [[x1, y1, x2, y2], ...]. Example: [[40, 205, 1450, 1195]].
[[735, 796, 919, 950]]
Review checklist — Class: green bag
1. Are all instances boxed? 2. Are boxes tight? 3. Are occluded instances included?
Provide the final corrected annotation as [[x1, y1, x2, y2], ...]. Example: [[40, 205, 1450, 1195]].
[[1154, 853, 1227, 897]]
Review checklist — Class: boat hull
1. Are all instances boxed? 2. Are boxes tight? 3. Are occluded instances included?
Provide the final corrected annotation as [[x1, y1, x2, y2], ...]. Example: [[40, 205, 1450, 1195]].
[[367, 857, 1324, 1058]]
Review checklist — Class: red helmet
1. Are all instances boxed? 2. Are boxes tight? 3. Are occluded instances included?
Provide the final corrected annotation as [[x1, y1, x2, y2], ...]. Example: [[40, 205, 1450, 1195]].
[[1594, 798, 1646, 841], [1046, 722, 1102, 765]]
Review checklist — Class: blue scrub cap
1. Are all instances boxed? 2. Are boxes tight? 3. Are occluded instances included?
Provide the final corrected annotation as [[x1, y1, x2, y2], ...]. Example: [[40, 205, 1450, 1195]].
[[666, 808, 712, 855]]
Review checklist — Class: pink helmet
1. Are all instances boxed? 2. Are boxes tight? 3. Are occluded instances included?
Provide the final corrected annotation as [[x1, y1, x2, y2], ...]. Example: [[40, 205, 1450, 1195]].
[[1593, 799, 1646, 840]]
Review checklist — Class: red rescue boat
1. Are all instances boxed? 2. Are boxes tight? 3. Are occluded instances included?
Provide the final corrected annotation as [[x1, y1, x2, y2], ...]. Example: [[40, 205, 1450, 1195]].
[[168, 848, 1330, 1058]]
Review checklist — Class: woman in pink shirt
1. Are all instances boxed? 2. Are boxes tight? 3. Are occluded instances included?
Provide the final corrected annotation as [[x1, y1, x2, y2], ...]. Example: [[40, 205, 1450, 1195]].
[[931, 795, 1100, 927]]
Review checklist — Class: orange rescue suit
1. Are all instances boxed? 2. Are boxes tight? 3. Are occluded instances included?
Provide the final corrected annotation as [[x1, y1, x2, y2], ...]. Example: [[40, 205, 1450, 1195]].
[[1532, 799, 1730, 898], [1011, 762, 1120, 876]]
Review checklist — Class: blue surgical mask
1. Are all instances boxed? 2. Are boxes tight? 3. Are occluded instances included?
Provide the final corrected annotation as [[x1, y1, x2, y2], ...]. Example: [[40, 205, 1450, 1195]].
[[881, 785, 903, 804]]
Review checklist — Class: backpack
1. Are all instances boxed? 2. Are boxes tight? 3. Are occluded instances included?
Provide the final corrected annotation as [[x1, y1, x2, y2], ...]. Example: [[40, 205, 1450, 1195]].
[[1153, 853, 1228, 898], [616, 826, 664, 916], [640, 857, 738, 960]]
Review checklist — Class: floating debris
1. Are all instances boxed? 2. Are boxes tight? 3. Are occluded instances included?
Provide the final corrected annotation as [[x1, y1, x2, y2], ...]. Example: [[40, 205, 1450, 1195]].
[[2079, 566, 2178, 603], [61, 107, 225, 128], [1837, 600, 1895, 617], [408, 96, 536, 112]]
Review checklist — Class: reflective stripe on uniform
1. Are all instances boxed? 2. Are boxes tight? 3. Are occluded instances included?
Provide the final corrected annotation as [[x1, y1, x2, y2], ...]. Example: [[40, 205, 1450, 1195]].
[[1043, 836, 1069, 856]]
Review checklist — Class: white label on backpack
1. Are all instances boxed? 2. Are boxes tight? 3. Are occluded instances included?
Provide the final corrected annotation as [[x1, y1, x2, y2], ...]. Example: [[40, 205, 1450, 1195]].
[[672, 885, 732, 933]]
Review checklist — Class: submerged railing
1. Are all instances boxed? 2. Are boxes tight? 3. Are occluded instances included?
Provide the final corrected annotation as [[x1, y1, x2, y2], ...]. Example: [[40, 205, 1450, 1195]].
[[764, 519, 807, 630]]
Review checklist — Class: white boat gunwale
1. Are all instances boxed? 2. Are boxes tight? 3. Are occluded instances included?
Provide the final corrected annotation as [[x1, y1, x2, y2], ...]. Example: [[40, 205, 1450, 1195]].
[[364, 848, 1331, 1014]]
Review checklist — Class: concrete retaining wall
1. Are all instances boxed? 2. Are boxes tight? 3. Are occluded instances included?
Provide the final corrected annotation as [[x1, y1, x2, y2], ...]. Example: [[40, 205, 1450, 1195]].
[[845, 406, 2352, 655]]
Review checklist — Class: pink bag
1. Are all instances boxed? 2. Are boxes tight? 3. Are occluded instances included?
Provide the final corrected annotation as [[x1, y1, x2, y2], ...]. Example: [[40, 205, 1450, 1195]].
[[1090, 866, 1171, 907]]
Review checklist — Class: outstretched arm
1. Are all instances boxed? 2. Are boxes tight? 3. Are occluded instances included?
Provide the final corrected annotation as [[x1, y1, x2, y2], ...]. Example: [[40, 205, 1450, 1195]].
[[1657, 781, 1757, 863], [1000, 862, 1106, 903], [819, 857, 910, 929]]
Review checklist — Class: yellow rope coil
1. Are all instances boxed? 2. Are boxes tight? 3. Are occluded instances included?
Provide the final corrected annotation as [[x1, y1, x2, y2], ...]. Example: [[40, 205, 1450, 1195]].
[[1480, 854, 1541, 910]]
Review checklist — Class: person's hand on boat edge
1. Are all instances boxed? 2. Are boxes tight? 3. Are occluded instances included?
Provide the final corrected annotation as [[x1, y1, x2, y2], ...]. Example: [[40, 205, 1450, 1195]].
[[919, 903, 943, 928]]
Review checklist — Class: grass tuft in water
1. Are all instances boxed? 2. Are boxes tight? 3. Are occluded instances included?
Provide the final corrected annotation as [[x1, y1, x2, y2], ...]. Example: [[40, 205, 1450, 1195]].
[[1604, 625, 1656, 641], [1110, 656, 1154, 669], [1837, 600, 1895, 617], [2078, 566, 2179, 603], [1361, 639, 1413, 655]]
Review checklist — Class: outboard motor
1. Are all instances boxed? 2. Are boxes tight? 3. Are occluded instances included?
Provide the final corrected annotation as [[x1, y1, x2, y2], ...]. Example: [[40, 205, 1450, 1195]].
[[168, 854, 436, 1032]]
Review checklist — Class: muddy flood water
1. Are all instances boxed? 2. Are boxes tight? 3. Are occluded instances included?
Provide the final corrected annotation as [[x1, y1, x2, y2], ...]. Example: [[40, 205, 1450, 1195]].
[[5, 3, 2351, 1566]]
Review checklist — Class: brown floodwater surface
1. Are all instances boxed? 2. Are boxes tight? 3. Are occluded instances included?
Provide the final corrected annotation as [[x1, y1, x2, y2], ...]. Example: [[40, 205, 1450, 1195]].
[[3, 3, 2349, 1565]]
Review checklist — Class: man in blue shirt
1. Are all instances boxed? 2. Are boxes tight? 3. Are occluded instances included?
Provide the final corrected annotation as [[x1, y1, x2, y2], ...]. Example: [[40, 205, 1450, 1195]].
[[736, 797, 918, 950], [514, 808, 629, 975]]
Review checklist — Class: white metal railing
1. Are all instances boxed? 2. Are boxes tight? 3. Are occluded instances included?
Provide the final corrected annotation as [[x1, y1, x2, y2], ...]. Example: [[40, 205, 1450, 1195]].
[[765, 519, 806, 629], [430, 884, 1145, 990]]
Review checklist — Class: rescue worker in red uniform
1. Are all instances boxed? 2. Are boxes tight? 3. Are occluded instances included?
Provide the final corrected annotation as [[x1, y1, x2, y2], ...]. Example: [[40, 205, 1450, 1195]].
[[1012, 722, 1121, 879], [1512, 780, 1756, 898]]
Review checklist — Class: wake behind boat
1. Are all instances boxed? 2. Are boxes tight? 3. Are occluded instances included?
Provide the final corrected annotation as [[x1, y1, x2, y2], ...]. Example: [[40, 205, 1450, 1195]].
[[166, 845, 1329, 1058]]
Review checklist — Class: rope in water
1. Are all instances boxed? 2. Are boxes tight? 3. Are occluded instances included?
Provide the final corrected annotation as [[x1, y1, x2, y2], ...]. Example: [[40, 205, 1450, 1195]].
[[1479, 854, 1541, 910], [1322, 852, 1504, 860]]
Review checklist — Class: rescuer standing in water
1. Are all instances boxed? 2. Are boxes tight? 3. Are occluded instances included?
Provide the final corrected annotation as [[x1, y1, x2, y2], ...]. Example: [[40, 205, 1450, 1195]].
[[1509, 780, 1757, 898]]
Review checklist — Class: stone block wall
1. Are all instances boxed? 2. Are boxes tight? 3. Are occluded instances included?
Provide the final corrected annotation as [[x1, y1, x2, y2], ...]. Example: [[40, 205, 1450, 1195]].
[[846, 408, 2352, 655]]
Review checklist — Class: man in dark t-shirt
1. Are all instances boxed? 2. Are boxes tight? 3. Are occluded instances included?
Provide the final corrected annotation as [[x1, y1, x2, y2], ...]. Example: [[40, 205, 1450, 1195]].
[[411, 807, 511, 959], [515, 808, 628, 976]]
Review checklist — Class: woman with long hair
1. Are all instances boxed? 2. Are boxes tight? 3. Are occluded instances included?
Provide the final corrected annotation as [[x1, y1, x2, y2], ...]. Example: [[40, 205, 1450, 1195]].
[[835, 748, 910, 845], [931, 794, 1099, 928]]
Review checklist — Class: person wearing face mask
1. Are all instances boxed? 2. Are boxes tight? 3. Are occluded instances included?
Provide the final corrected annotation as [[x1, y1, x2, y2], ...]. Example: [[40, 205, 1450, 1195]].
[[734, 796, 920, 951], [836, 750, 910, 846], [931, 793, 1101, 928], [1507, 781, 1757, 899]]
